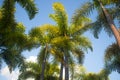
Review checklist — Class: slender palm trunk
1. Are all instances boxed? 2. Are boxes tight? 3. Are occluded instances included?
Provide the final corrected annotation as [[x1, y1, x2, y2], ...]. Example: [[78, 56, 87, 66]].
[[40, 44, 48, 80], [71, 66, 74, 80], [98, 0, 120, 48], [40, 60, 46, 80], [59, 62, 63, 80], [64, 52, 69, 80]]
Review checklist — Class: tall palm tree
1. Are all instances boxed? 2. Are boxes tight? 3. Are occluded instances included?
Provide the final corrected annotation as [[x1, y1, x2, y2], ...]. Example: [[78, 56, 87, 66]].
[[97, 0, 120, 47], [29, 3, 92, 80], [49, 46, 64, 80], [29, 24, 59, 80], [104, 43, 120, 73], [18, 62, 59, 80], [50, 2, 92, 80], [0, 23, 29, 72], [0, 0, 37, 71], [72, 0, 120, 47]]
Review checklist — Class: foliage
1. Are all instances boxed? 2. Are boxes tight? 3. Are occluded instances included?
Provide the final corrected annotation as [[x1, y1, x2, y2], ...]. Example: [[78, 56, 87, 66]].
[[72, 0, 120, 38], [0, 0, 38, 72], [49, 2, 93, 80], [18, 62, 59, 80], [105, 43, 120, 73], [72, 65, 109, 80], [29, 24, 61, 80], [0, 23, 28, 72], [15, 0, 38, 19], [50, 2, 92, 64]]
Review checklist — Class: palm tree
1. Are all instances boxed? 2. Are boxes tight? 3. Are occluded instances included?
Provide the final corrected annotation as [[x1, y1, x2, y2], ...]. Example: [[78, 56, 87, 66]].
[[0, 23, 29, 72], [72, 65, 109, 80], [72, 0, 120, 47], [104, 43, 120, 73], [97, 0, 120, 47], [18, 62, 59, 80], [29, 3, 92, 80], [49, 46, 64, 80], [29, 24, 59, 80], [0, 0, 37, 71], [50, 2, 92, 80]]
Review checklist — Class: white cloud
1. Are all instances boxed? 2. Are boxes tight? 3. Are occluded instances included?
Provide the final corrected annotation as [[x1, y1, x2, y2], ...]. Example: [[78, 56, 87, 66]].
[[26, 56, 37, 63], [1, 66, 19, 80], [0, 56, 37, 80]]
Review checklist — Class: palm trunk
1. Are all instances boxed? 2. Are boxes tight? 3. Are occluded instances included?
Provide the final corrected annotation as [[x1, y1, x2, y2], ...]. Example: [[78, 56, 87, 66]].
[[40, 60, 46, 80], [70, 66, 74, 80], [40, 44, 48, 80], [59, 62, 63, 80], [98, 0, 120, 48], [64, 52, 69, 80]]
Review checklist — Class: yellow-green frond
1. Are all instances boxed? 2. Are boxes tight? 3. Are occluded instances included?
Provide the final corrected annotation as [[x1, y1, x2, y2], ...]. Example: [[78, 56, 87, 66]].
[[53, 2, 65, 12]]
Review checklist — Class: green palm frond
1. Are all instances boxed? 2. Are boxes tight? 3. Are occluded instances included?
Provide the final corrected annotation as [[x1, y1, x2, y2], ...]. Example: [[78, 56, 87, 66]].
[[37, 47, 46, 63], [90, 21, 103, 38], [72, 48, 85, 64], [18, 62, 41, 80], [50, 47, 64, 63], [0, 0, 37, 73], [15, 0, 38, 19], [105, 43, 120, 60], [45, 63, 59, 76], [0, 0, 16, 31], [1, 23, 28, 51], [100, 0, 119, 5], [73, 0, 120, 40], [29, 24, 59, 45], [26, 62, 41, 73], [68, 52, 75, 65], [18, 71, 37, 80], [50, 2, 68, 35], [104, 43, 120, 73], [72, 2, 94, 25], [29, 26, 42, 38], [71, 35, 92, 52], [108, 7, 120, 23], [18, 62, 59, 80], [1, 48, 25, 72], [70, 23, 92, 36], [90, 8, 113, 38], [51, 36, 74, 50], [0, 8, 2, 20], [98, 69, 110, 79]]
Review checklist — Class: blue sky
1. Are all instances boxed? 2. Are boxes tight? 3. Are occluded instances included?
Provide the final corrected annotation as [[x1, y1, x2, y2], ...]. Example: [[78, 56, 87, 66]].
[[0, 0, 120, 80]]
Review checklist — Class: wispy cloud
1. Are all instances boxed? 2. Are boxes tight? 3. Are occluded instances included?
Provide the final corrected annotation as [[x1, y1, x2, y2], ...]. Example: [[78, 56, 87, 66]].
[[1, 56, 37, 80], [1, 66, 19, 80]]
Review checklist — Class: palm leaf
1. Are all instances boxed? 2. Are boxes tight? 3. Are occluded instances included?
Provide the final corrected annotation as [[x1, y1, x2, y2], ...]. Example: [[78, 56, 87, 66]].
[[18, 71, 37, 80], [72, 2, 94, 25], [1, 48, 25, 72], [50, 2, 68, 36], [15, 0, 38, 19], [90, 8, 113, 38], [105, 43, 120, 73]]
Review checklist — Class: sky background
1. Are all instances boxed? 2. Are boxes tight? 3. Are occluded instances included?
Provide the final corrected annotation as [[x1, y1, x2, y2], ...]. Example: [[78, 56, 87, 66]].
[[0, 0, 120, 80]]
